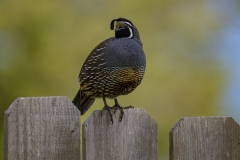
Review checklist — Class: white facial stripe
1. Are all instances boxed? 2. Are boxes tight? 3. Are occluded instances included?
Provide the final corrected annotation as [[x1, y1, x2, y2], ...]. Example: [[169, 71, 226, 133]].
[[127, 26, 133, 38], [124, 22, 133, 38], [124, 22, 133, 27], [116, 21, 134, 38]]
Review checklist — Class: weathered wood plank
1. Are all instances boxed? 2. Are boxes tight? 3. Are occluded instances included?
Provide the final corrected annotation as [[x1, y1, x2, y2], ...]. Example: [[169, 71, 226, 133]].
[[4, 96, 80, 160], [170, 117, 240, 160], [82, 108, 158, 160]]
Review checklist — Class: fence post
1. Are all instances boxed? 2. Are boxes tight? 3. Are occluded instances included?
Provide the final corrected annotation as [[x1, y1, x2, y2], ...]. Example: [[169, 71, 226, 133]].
[[170, 117, 240, 160], [82, 108, 158, 160], [4, 96, 80, 160]]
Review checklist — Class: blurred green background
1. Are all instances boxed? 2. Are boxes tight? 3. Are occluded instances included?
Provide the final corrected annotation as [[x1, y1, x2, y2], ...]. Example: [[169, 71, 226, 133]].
[[1, 0, 239, 159]]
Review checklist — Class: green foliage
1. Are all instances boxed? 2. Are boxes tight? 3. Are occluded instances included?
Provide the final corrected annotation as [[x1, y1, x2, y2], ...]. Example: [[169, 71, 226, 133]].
[[0, 0, 227, 159]]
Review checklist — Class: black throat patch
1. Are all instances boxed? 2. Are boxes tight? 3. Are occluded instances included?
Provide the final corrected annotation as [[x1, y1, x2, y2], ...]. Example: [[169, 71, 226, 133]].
[[115, 27, 132, 38]]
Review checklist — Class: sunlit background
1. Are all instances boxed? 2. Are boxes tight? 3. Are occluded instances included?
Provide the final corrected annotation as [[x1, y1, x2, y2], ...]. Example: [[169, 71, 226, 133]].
[[1, 0, 240, 159]]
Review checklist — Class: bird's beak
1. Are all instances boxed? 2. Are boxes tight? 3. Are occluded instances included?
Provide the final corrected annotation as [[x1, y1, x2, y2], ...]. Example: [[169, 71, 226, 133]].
[[115, 27, 120, 31]]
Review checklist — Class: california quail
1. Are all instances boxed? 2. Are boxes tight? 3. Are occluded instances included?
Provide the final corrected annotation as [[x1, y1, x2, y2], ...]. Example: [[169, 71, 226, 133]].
[[72, 18, 146, 123]]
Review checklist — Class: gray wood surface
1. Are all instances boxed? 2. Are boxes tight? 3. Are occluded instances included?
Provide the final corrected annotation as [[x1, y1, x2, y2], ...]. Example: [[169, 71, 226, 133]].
[[4, 96, 80, 160], [170, 117, 240, 160], [82, 108, 158, 160]]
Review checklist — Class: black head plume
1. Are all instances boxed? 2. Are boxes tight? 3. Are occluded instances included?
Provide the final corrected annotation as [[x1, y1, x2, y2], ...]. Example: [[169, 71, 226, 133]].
[[116, 18, 133, 25], [110, 19, 117, 30]]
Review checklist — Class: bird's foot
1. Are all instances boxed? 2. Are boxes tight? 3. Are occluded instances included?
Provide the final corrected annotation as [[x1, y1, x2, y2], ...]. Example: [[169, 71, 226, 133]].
[[112, 104, 133, 122], [112, 105, 134, 112], [101, 104, 113, 124]]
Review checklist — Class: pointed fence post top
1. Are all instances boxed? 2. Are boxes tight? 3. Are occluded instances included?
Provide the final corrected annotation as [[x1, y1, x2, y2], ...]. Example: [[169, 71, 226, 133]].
[[82, 108, 158, 160], [170, 116, 239, 133], [4, 96, 80, 160], [170, 116, 240, 160], [83, 108, 157, 126], [5, 96, 80, 115]]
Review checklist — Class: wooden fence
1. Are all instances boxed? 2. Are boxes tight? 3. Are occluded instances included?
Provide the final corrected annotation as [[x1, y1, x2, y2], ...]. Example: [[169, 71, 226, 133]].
[[4, 96, 240, 160]]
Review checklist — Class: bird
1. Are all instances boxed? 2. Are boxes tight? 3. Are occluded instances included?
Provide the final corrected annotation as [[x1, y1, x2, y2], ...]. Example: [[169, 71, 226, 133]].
[[72, 17, 146, 123]]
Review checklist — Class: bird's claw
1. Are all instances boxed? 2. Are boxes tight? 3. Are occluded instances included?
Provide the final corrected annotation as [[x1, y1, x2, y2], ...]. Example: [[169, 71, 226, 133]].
[[101, 105, 113, 124]]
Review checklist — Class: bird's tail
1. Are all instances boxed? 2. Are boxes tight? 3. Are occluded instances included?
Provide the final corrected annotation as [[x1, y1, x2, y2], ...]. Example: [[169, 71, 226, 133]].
[[72, 90, 95, 115]]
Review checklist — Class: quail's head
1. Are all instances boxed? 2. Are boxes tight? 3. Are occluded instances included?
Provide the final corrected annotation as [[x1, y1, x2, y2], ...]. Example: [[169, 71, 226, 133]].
[[110, 18, 135, 38]]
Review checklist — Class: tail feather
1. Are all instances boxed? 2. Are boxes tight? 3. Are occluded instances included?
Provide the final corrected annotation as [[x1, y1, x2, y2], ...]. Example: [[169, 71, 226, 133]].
[[72, 90, 95, 115]]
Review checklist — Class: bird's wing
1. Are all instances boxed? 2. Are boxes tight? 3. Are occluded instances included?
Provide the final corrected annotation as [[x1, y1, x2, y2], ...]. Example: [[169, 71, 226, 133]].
[[78, 37, 114, 86]]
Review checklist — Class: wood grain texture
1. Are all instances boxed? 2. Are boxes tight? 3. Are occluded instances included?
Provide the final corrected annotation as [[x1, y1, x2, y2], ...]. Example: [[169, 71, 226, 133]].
[[170, 117, 240, 160], [4, 96, 80, 160], [82, 108, 158, 160]]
